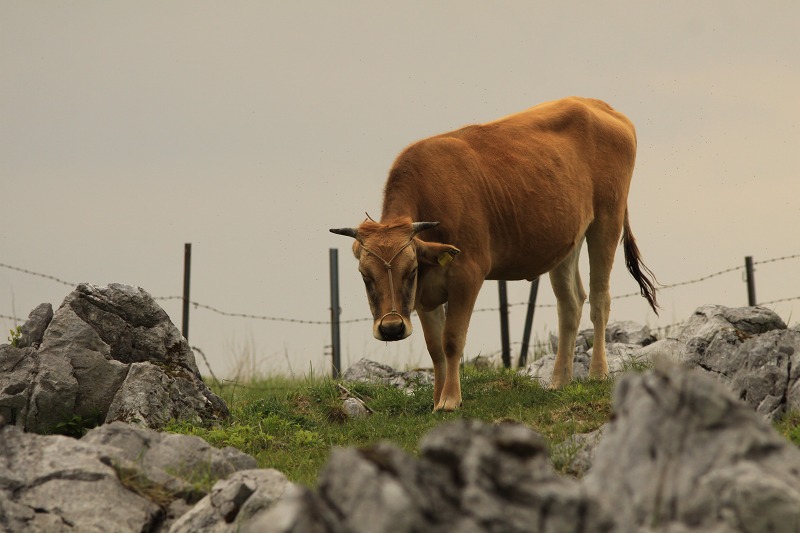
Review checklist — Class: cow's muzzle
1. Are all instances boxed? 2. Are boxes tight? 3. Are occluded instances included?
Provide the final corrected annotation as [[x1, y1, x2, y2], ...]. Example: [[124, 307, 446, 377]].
[[374, 312, 412, 341]]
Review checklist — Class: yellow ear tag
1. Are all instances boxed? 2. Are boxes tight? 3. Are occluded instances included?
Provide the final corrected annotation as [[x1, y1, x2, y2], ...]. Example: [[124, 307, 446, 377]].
[[438, 252, 454, 266]]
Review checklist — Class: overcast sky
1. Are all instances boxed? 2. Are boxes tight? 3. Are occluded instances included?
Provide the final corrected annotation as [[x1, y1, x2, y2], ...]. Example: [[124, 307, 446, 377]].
[[2, 2, 798, 380]]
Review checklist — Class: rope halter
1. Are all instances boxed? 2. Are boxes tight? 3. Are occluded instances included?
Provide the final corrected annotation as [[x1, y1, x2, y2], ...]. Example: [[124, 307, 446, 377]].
[[357, 237, 415, 325]]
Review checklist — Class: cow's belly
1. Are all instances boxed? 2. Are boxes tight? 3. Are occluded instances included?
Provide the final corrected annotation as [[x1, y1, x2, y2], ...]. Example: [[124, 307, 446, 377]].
[[485, 237, 579, 281]]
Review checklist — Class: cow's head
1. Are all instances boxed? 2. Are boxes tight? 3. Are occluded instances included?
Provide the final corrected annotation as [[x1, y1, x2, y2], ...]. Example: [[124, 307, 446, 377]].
[[330, 217, 460, 341]]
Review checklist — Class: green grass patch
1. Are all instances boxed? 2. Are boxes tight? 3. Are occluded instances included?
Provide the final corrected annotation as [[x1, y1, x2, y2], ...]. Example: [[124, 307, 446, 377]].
[[775, 411, 800, 446], [167, 367, 616, 486]]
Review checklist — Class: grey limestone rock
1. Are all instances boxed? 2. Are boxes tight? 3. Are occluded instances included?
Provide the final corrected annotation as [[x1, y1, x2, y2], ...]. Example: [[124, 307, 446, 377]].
[[521, 342, 644, 384], [584, 361, 800, 532], [170, 469, 292, 533], [251, 419, 613, 533], [688, 327, 800, 419], [16, 302, 53, 349], [665, 305, 797, 420], [551, 425, 605, 478], [526, 320, 655, 385], [0, 425, 161, 533], [658, 304, 786, 362], [521, 349, 591, 383], [0, 422, 260, 533], [342, 397, 370, 419], [341, 357, 433, 390], [605, 320, 656, 346], [0, 344, 38, 427], [82, 421, 257, 503], [0, 283, 229, 433]]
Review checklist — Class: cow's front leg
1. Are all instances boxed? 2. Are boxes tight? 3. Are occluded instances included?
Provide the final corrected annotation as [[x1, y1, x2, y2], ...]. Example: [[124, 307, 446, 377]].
[[436, 282, 482, 411], [416, 305, 446, 407], [437, 329, 466, 411]]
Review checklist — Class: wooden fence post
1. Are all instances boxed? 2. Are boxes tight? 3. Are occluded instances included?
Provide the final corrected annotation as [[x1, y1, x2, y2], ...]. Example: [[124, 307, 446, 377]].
[[329, 248, 341, 378], [745, 256, 756, 306], [182, 243, 191, 341], [518, 278, 540, 368], [498, 280, 510, 368]]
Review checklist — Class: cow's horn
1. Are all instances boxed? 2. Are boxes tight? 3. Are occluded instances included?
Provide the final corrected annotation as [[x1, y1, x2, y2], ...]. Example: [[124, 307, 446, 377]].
[[412, 221, 440, 233], [329, 227, 358, 238]]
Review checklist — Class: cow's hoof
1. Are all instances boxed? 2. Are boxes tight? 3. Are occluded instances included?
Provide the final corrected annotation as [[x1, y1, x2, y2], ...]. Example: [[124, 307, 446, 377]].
[[433, 398, 462, 412]]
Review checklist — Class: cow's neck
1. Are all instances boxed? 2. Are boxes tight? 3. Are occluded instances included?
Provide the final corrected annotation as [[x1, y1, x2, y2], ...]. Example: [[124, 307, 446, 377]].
[[380, 204, 419, 224], [381, 191, 424, 224], [380, 172, 422, 223]]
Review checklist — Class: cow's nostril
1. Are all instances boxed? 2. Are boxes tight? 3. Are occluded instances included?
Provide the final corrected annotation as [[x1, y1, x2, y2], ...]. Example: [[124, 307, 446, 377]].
[[378, 318, 405, 340]]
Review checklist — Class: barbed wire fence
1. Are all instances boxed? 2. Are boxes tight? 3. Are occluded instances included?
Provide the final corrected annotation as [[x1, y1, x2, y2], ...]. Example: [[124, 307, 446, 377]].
[[2, 253, 799, 371]]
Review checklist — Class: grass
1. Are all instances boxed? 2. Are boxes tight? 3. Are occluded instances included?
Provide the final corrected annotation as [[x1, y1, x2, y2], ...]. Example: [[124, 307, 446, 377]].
[[166, 366, 615, 486], [775, 411, 800, 447], [164, 361, 800, 488]]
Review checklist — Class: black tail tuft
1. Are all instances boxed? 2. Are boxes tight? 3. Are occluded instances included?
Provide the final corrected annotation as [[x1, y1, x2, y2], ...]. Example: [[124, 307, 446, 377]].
[[622, 211, 659, 314]]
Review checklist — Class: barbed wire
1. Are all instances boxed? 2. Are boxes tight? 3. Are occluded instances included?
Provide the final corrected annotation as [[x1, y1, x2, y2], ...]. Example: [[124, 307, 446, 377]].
[[760, 295, 800, 306], [475, 263, 750, 311], [152, 296, 343, 325], [651, 321, 690, 337], [484, 254, 800, 309], [153, 296, 374, 325], [2, 253, 799, 326], [755, 253, 800, 266], [0, 262, 76, 287]]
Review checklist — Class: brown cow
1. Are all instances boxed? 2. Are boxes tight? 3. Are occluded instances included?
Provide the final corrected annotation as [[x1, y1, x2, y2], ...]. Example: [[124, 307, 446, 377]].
[[331, 96, 657, 411]]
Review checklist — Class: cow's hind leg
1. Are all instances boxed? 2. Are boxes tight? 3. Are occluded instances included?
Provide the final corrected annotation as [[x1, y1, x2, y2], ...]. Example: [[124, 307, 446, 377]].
[[586, 218, 624, 380], [416, 305, 446, 407], [549, 241, 586, 388]]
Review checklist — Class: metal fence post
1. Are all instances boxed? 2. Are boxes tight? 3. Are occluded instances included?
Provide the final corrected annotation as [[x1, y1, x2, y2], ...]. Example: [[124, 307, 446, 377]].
[[498, 280, 510, 368], [329, 249, 341, 378], [182, 243, 191, 341], [518, 277, 540, 368], [745, 256, 756, 306]]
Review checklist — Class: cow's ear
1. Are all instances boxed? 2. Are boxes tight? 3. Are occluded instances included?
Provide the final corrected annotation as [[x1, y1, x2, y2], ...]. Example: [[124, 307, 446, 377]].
[[416, 240, 460, 267], [351, 240, 362, 259]]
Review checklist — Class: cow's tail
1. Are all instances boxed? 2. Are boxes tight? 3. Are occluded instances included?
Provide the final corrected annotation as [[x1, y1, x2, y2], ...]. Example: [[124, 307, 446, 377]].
[[622, 209, 659, 314]]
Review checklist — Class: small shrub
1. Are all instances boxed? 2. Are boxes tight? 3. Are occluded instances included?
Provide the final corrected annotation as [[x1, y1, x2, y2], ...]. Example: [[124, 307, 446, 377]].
[[52, 412, 102, 438], [114, 463, 179, 508], [776, 411, 800, 446], [7, 326, 21, 347], [551, 437, 583, 475], [291, 429, 323, 447]]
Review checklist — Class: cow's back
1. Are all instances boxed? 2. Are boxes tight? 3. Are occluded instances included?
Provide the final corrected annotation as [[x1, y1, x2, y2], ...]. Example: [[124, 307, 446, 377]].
[[382, 97, 637, 280]]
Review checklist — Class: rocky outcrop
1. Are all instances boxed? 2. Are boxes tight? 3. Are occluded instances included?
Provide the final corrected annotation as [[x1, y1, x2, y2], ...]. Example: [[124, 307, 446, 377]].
[[526, 307, 800, 423], [3, 301, 799, 532], [522, 342, 648, 383], [551, 426, 605, 478], [249, 362, 800, 533], [0, 422, 261, 533], [249, 419, 614, 533], [16, 302, 53, 349], [584, 361, 800, 532], [169, 469, 292, 533], [637, 305, 798, 420], [523, 330, 650, 384], [6, 356, 800, 532], [341, 358, 433, 390], [638, 304, 787, 362], [0, 283, 228, 433]]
